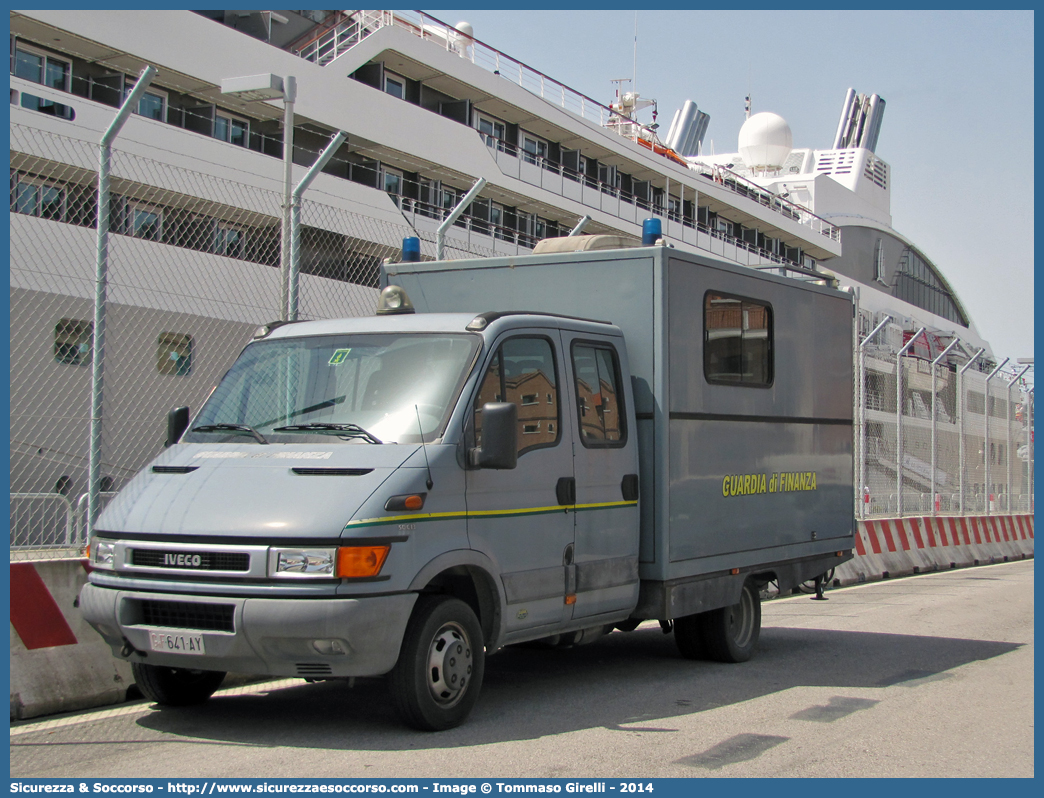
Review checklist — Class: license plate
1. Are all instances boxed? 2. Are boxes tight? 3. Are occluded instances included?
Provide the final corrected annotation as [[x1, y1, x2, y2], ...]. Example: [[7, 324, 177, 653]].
[[148, 629, 206, 656]]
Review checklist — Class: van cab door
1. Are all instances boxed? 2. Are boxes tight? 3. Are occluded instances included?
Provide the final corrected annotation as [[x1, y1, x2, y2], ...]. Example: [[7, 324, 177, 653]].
[[464, 331, 574, 634], [560, 332, 641, 620]]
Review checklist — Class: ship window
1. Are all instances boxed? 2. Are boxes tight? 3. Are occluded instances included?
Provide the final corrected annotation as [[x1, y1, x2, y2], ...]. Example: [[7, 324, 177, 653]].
[[54, 319, 92, 366], [384, 72, 405, 99], [158, 332, 193, 377], [704, 292, 773, 387], [571, 342, 626, 448], [14, 44, 70, 92], [477, 114, 507, 152], [124, 79, 167, 122], [128, 202, 162, 241], [521, 132, 548, 166], [12, 174, 66, 221], [214, 112, 249, 147], [383, 167, 403, 198], [213, 222, 245, 258]]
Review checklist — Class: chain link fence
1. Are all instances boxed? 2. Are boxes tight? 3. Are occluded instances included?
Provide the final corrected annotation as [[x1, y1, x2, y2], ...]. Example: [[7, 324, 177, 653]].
[[10, 121, 496, 559], [11, 120, 1034, 558], [856, 337, 1033, 519]]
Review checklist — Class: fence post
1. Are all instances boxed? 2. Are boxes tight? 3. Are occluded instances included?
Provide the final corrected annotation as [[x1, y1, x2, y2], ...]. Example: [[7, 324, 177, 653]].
[[930, 338, 961, 515], [288, 130, 348, 321], [1006, 366, 1030, 512], [89, 65, 156, 539], [958, 349, 985, 513], [983, 359, 1008, 515], [895, 327, 925, 517], [858, 313, 891, 519]]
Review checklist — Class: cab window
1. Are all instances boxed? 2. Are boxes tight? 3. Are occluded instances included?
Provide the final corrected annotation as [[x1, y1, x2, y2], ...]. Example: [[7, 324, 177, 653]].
[[571, 342, 626, 447], [474, 336, 559, 456]]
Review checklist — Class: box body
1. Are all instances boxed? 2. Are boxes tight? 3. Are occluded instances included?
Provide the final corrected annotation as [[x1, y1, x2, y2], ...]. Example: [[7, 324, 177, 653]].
[[386, 246, 854, 594]]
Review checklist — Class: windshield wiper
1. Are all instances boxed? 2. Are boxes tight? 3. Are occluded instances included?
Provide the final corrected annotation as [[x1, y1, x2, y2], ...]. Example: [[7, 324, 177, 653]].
[[191, 423, 269, 445], [272, 422, 382, 445]]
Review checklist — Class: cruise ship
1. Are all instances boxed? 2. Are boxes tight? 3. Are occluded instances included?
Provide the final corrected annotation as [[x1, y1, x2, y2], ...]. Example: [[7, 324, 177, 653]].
[[9, 9, 1032, 548]]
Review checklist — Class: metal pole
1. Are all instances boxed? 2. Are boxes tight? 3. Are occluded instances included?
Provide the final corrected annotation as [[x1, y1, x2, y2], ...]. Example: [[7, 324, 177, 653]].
[[288, 130, 347, 321], [857, 313, 891, 518], [279, 76, 297, 320], [983, 358, 1009, 514], [1006, 366, 1031, 511], [568, 215, 592, 236], [958, 348, 986, 513], [436, 177, 487, 260], [88, 65, 156, 540], [930, 338, 961, 515], [1028, 388, 1034, 514], [895, 328, 926, 516]]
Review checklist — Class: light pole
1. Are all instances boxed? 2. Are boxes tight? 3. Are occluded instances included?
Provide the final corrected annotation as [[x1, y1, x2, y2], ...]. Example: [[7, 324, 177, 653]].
[[221, 73, 297, 320], [1007, 365, 1031, 511]]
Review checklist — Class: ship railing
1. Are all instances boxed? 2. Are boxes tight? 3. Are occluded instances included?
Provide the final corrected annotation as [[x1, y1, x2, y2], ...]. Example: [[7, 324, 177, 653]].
[[292, 11, 841, 244]]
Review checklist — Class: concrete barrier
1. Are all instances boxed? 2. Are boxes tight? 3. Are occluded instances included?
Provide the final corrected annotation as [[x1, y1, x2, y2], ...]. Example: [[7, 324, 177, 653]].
[[837, 514, 1034, 585], [10, 559, 132, 720]]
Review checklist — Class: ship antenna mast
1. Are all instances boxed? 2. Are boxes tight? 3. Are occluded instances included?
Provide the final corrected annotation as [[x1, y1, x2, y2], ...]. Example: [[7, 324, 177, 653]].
[[632, 12, 638, 96]]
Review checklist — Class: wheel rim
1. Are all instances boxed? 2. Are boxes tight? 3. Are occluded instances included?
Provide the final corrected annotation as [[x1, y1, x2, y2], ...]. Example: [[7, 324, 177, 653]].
[[425, 621, 473, 708], [728, 588, 756, 649]]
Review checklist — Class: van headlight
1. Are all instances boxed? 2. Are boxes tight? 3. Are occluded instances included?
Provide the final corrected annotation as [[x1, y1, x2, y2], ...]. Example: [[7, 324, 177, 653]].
[[92, 539, 116, 569], [268, 546, 391, 579], [269, 548, 337, 578]]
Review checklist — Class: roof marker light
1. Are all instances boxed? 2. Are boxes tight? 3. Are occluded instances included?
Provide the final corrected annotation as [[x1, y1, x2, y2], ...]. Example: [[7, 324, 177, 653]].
[[376, 285, 415, 315]]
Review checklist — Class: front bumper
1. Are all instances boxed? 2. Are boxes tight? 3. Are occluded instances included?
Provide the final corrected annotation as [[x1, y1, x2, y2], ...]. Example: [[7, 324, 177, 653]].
[[79, 584, 417, 678]]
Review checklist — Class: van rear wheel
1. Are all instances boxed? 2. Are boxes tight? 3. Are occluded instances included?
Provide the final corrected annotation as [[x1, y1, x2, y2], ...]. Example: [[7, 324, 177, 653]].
[[389, 595, 485, 731], [131, 663, 225, 706], [698, 579, 761, 663]]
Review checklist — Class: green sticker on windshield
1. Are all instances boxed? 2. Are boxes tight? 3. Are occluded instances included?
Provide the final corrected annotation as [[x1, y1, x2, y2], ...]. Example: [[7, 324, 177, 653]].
[[328, 348, 351, 365]]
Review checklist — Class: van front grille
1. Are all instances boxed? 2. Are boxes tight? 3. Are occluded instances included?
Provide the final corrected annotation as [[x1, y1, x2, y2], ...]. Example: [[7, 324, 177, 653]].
[[130, 549, 250, 571], [136, 600, 235, 632]]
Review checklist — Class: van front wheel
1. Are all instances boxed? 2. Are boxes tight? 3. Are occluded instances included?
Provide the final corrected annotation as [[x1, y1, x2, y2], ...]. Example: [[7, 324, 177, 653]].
[[131, 663, 225, 706], [698, 579, 761, 663], [389, 595, 485, 731]]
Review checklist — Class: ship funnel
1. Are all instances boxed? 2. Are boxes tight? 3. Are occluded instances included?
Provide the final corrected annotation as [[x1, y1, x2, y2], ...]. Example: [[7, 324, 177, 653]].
[[664, 100, 710, 157], [832, 89, 886, 152]]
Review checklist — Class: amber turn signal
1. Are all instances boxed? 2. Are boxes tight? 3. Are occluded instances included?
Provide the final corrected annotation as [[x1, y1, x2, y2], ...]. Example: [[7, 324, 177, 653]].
[[384, 493, 427, 512], [336, 545, 390, 578]]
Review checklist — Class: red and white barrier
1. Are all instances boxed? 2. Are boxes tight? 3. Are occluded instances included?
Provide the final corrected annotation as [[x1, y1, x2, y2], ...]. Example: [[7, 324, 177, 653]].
[[837, 514, 1034, 585], [9, 559, 132, 719]]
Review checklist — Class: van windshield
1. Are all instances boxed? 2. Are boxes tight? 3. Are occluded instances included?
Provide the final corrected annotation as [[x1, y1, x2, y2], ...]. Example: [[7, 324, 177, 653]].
[[185, 332, 480, 445]]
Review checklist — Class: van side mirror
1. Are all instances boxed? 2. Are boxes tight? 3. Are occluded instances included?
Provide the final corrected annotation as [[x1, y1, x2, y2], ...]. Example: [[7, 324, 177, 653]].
[[166, 406, 190, 447], [472, 402, 518, 469]]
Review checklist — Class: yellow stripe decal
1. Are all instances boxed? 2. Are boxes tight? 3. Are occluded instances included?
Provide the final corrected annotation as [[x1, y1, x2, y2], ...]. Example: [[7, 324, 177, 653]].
[[344, 500, 638, 530]]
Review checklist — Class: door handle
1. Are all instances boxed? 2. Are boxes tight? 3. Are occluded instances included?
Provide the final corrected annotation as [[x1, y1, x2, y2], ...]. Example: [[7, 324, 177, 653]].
[[621, 473, 639, 501], [556, 477, 576, 506]]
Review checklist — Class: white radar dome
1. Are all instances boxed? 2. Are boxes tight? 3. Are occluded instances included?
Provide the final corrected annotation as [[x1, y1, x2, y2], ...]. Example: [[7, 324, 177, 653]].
[[455, 21, 474, 39], [738, 112, 793, 172]]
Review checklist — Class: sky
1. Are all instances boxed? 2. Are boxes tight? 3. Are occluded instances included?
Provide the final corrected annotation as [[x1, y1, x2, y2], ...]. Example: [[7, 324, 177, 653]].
[[429, 8, 1035, 372]]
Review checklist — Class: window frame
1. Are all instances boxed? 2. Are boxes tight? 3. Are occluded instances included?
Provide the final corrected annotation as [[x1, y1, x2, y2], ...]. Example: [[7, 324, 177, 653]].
[[157, 331, 193, 377], [127, 200, 163, 241], [383, 70, 405, 99], [570, 339, 628, 449], [472, 333, 562, 459], [14, 43, 71, 91], [476, 113, 508, 152], [214, 110, 250, 147], [702, 290, 775, 389], [53, 318, 93, 367], [12, 173, 67, 221], [520, 132, 548, 166]]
